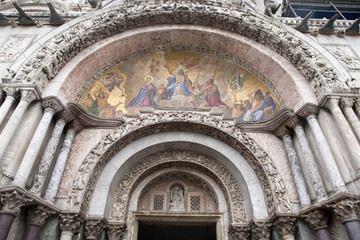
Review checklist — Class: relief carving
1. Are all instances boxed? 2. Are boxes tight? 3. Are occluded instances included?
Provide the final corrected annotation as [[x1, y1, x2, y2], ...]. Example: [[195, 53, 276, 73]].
[[331, 199, 360, 221], [303, 209, 329, 230], [275, 216, 297, 237], [26, 205, 55, 226], [107, 224, 126, 240], [252, 221, 272, 239], [59, 213, 82, 232], [108, 151, 244, 224], [229, 225, 251, 240], [0, 190, 33, 214]]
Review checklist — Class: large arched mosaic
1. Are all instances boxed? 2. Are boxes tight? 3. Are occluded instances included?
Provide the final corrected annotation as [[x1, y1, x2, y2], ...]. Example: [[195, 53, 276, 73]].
[[78, 50, 283, 122], [7, 1, 352, 101], [66, 112, 292, 219]]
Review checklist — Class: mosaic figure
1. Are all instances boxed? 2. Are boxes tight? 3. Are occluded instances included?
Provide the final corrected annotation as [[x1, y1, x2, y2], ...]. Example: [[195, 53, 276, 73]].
[[127, 75, 159, 107]]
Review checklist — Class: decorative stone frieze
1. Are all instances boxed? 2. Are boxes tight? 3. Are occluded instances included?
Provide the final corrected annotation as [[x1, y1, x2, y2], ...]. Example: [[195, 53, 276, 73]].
[[229, 225, 250, 240], [107, 224, 126, 240], [332, 199, 360, 221], [26, 205, 55, 226], [275, 216, 297, 238], [7, 1, 351, 100], [59, 213, 82, 232], [0, 190, 32, 214], [252, 221, 272, 239], [85, 220, 102, 240], [67, 112, 291, 219], [303, 209, 329, 230]]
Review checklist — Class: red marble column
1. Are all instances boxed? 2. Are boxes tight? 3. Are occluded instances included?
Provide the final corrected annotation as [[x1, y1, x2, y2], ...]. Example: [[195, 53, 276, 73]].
[[0, 211, 17, 240], [342, 218, 360, 240], [314, 227, 331, 240], [22, 223, 42, 240]]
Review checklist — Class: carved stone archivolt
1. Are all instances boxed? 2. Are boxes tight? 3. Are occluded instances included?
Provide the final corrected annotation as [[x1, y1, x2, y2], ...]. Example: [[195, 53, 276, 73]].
[[67, 112, 291, 218], [108, 151, 244, 224], [6, 1, 351, 99]]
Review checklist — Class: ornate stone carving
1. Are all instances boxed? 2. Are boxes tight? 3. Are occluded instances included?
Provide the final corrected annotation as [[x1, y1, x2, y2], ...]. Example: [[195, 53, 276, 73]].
[[275, 216, 297, 237], [326, 45, 360, 71], [340, 97, 355, 109], [7, 1, 350, 99], [274, 125, 291, 138], [108, 151, 243, 224], [252, 221, 272, 239], [107, 224, 126, 240], [3, 86, 20, 97], [229, 225, 250, 240], [59, 213, 82, 232], [303, 209, 329, 230], [41, 96, 63, 113], [331, 199, 360, 221], [26, 205, 55, 226], [20, 89, 37, 103], [297, 103, 319, 119], [85, 220, 102, 239], [67, 112, 291, 218], [286, 116, 303, 129], [0, 190, 33, 214]]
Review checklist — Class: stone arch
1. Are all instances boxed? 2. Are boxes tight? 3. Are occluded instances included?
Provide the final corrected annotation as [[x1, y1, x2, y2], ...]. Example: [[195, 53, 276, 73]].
[[106, 151, 246, 224], [7, 1, 352, 101], [66, 111, 292, 221]]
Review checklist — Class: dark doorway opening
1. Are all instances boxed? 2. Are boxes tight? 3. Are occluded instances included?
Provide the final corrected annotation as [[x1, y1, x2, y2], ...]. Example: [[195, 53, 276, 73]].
[[138, 224, 216, 240]]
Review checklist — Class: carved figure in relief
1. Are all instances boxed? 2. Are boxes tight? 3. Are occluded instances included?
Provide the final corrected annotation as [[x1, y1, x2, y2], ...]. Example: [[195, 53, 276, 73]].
[[170, 185, 185, 210], [127, 76, 159, 107], [264, 0, 281, 17]]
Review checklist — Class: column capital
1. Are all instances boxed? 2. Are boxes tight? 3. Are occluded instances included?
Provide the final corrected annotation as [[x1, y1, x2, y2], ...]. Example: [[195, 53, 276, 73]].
[[286, 116, 303, 129], [297, 103, 319, 119], [85, 219, 103, 239], [340, 97, 355, 109], [3, 86, 20, 98], [275, 216, 297, 237], [42, 96, 64, 113], [27, 205, 55, 226], [303, 209, 329, 230], [59, 213, 82, 232], [0, 190, 33, 214], [324, 97, 340, 111], [69, 120, 84, 132], [20, 89, 38, 103], [355, 98, 360, 107], [331, 199, 360, 222], [252, 221, 272, 239], [107, 223, 126, 240], [229, 225, 250, 240], [274, 125, 291, 138], [58, 110, 74, 123]]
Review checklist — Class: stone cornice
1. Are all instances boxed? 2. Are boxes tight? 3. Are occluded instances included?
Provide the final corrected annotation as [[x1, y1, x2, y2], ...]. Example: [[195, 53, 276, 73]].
[[67, 102, 124, 128], [235, 108, 294, 132]]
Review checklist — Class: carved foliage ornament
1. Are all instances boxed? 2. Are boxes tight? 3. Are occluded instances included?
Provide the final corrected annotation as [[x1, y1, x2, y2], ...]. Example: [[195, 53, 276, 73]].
[[303, 209, 329, 230], [109, 152, 244, 224], [9, 1, 350, 99], [67, 112, 291, 217], [0, 190, 33, 214], [59, 213, 82, 232], [332, 199, 360, 221], [27, 205, 55, 226]]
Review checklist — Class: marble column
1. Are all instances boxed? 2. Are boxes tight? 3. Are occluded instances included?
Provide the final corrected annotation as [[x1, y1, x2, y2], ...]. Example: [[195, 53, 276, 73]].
[[107, 224, 126, 240], [0, 191, 32, 240], [287, 117, 327, 199], [340, 98, 360, 141], [85, 220, 102, 240], [0, 87, 18, 127], [44, 126, 77, 201], [276, 217, 296, 240], [30, 111, 73, 196], [59, 214, 82, 240], [354, 99, 360, 118], [333, 199, 360, 240], [0, 90, 37, 160], [304, 209, 331, 240], [275, 126, 311, 207], [298, 104, 345, 191], [12, 98, 63, 187], [325, 98, 360, 171], [22, 206, 54, 240], [252, 221, 272, 240]]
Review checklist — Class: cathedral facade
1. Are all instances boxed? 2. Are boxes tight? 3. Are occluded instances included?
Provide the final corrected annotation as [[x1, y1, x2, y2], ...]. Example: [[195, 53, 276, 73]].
[[0, 0, 360, 239]]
